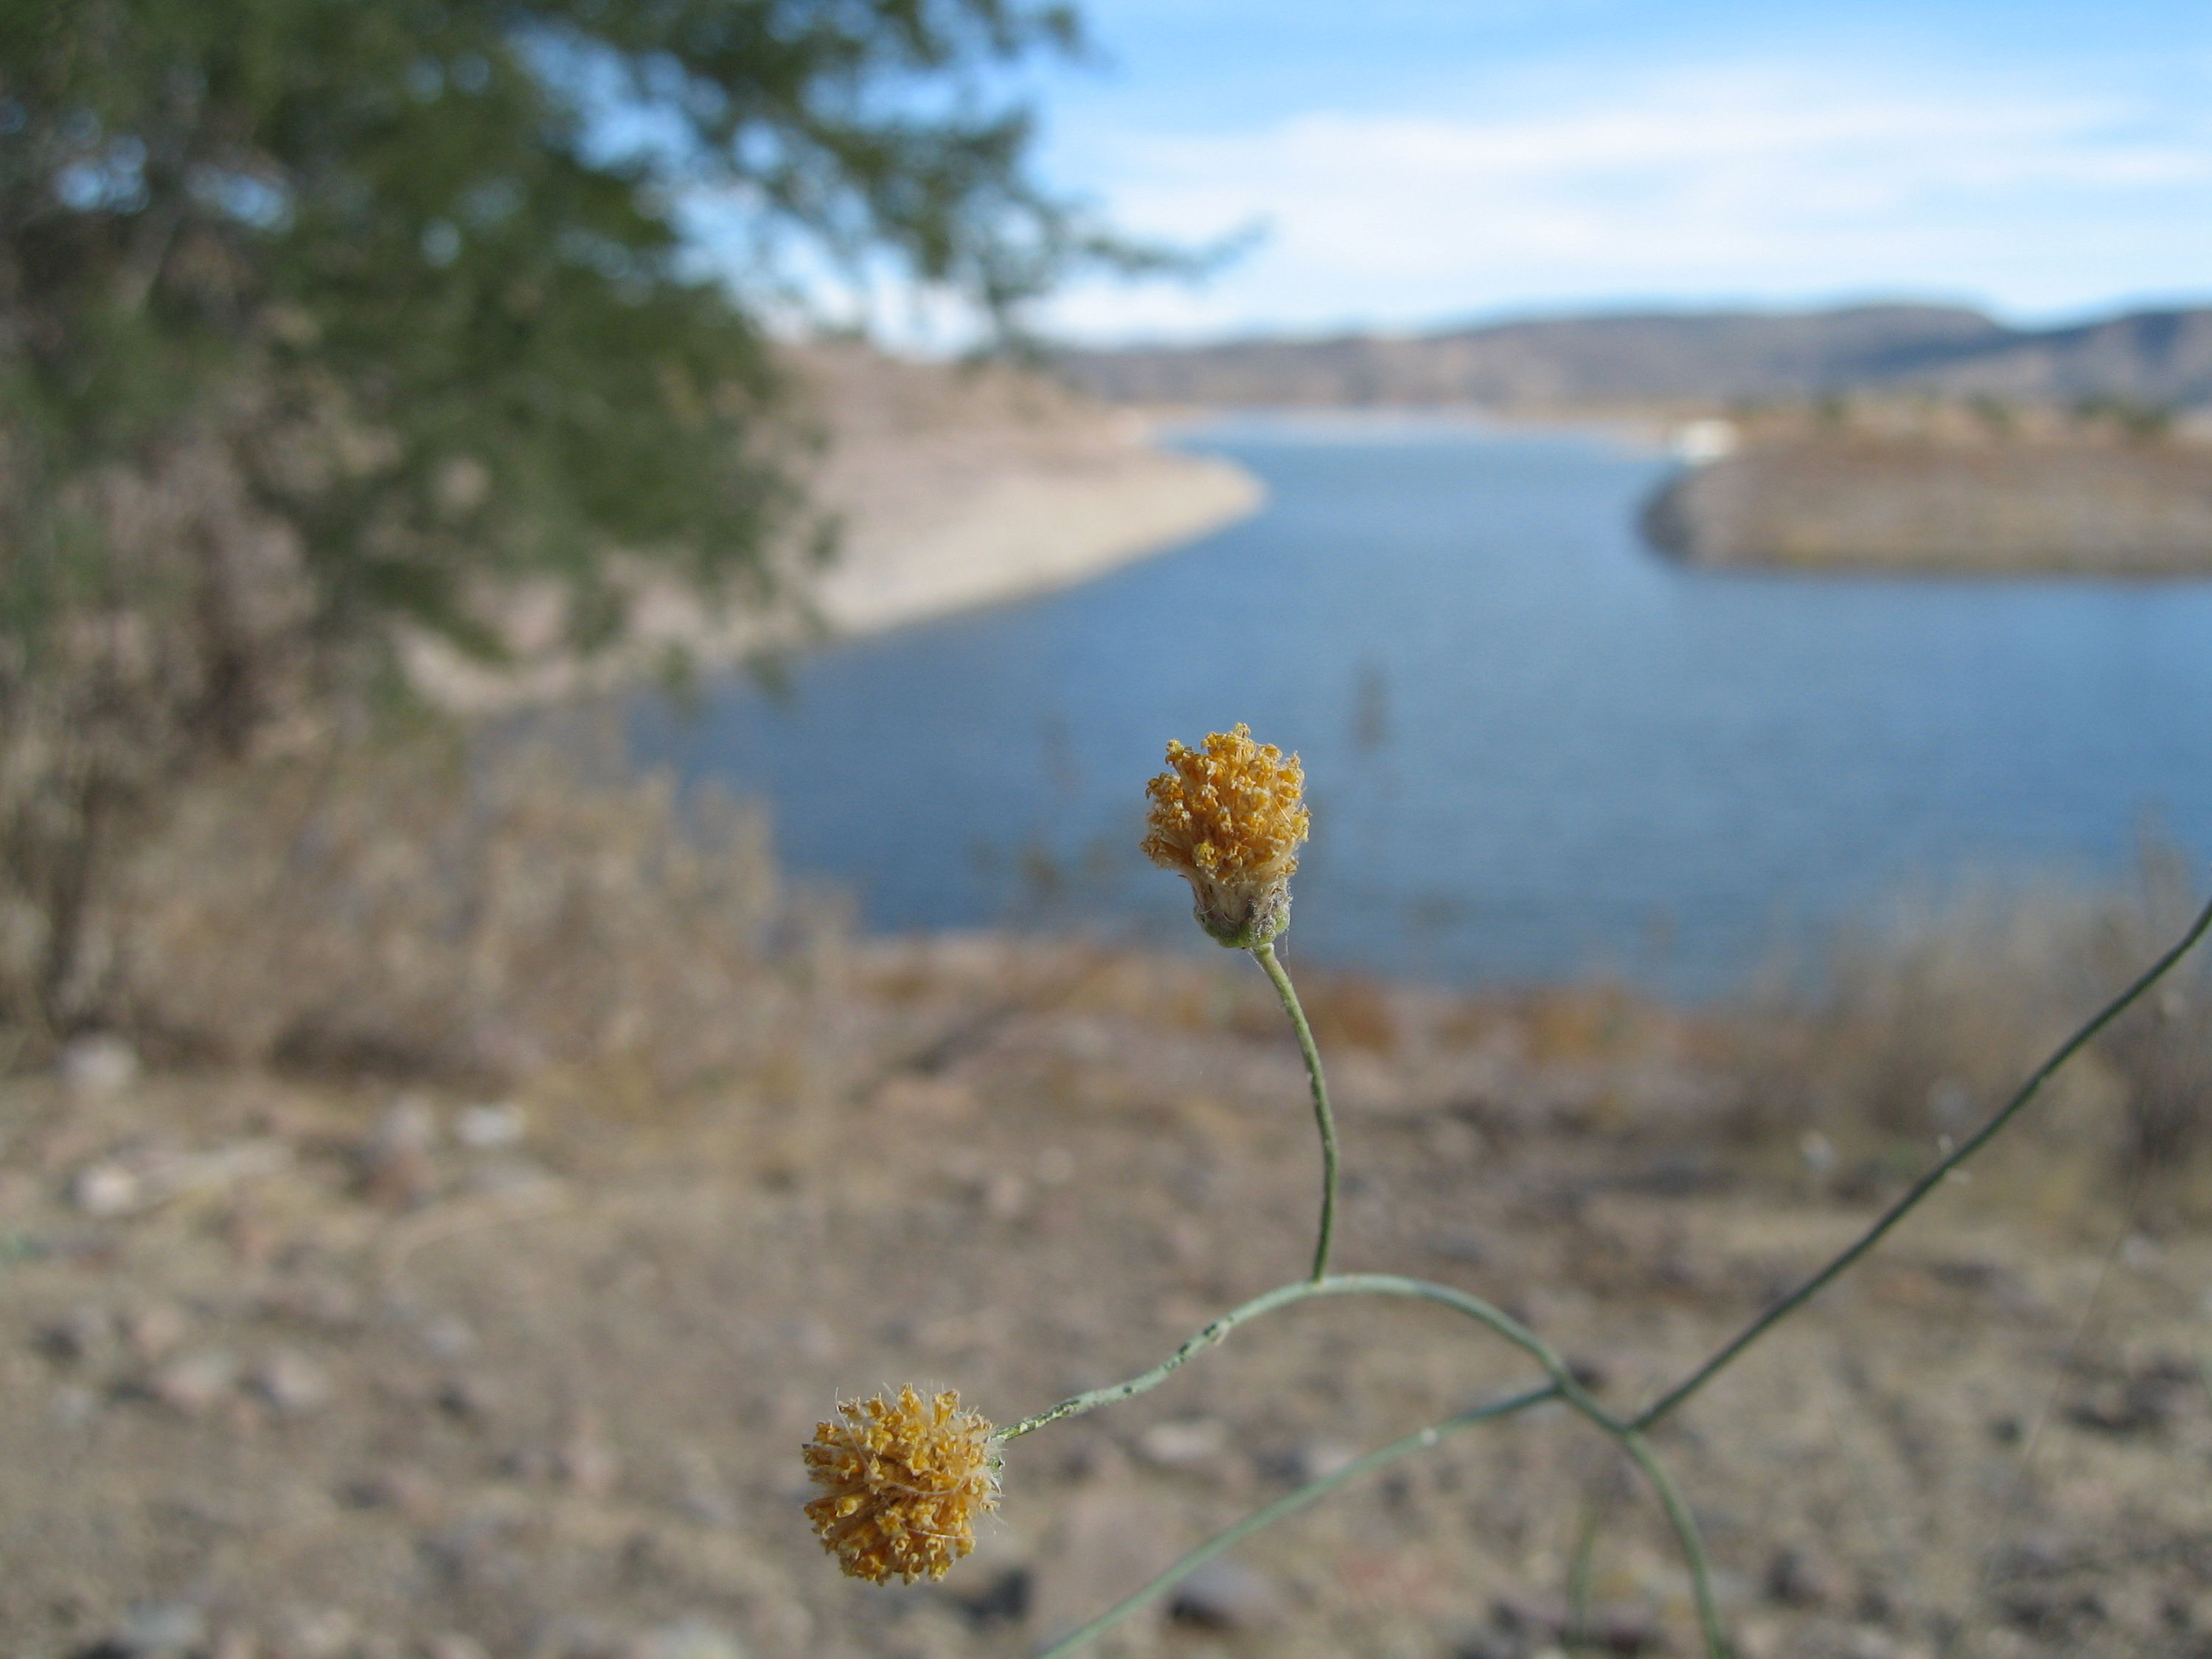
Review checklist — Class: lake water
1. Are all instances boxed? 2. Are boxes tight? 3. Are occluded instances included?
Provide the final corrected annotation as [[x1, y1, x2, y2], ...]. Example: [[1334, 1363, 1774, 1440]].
[[633, 417, 2212, 996]]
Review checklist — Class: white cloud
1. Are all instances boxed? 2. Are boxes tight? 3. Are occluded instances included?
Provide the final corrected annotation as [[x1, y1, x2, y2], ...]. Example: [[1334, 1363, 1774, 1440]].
[[1040, 62, 2212, 341]]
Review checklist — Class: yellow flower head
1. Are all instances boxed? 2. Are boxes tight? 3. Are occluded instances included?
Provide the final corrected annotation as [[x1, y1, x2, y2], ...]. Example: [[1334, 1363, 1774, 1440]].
[[802, 1385, 999, 1584], [1141, 723, 1311, 948]]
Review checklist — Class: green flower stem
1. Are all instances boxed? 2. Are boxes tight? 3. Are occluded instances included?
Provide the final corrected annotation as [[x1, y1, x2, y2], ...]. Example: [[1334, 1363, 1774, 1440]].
[[1252, 939, 1340, 1281], [995, 1272, 1617, 1444], [1631, 887, 2212, 1434], [1621, 1430, 1731, 1659], [1030, 1380, 1562, 1659], [1566, 1491, 1605, 1653], [989, 1262, 1717, 1654], [995, 1278, 1322, 1442]]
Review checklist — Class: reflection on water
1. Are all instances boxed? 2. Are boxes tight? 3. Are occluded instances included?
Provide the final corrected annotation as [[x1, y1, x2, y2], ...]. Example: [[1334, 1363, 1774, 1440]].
[[633, 418, 2212, 995]]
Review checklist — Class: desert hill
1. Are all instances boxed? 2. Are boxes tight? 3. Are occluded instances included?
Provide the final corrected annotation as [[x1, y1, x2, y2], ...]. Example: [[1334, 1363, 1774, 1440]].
[[1058, 302, 2212, 411]]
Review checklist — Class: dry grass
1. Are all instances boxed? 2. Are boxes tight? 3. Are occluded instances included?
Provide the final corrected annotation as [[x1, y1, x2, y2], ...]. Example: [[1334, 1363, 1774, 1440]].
[[1708, 855, 2212, 1224], [106, 728, 847, 1093]]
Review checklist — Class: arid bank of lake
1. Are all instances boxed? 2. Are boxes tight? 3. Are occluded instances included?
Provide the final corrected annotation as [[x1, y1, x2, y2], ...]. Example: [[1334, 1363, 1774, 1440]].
[[636, 417, 2212, 995]]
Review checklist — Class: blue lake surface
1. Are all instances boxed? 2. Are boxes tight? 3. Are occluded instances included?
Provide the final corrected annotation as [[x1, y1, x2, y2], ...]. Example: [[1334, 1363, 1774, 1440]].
[[633, 418, 2212, 995]]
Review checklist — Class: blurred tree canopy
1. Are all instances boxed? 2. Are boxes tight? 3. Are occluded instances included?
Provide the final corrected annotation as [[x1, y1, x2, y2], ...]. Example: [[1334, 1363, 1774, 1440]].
[[0, 0, 1136, 1032]]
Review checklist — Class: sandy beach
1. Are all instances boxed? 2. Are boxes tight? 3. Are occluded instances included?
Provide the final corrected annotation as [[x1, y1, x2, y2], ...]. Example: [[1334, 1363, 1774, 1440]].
[[807, 448, 1258, 636], [406, 347, 1262, 712]]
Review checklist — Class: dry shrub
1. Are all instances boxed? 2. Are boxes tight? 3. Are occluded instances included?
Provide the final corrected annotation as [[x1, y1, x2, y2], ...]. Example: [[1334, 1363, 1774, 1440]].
[[1717, 855, 2212, 1219], [0, 416, 322, 1034], [1518, 982, 1655, 1065], [114, 731, 845, 1090]]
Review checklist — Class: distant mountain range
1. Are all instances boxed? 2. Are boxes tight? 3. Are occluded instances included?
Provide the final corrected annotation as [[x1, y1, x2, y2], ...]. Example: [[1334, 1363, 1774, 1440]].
[[1055, 304, 2212, 411]]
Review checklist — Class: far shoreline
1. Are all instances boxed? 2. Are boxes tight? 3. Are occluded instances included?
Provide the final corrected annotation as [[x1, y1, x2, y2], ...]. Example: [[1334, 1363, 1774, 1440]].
[[1144, 400, 1679, 453]]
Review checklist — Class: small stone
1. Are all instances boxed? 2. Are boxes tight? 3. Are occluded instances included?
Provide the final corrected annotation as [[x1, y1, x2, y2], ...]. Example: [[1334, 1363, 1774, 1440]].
[[984, 1171, 1029, 1221], [530, 1619, 625, 1659], [622, 1621, 747, 1659], [49, 1382, 98, 1427], [259, 1279, 361, 1332], [163, 1140, 291, 1199], [1590, 1604, 1662, 1653], [1292, 1440, 1358, 1482], [115, 1602, 206, 1657], [60, 1034, 139, 1097], [871, 1075, 977, 1119], [125, 1304, 189, 1363], [1168, 1560, 1282, 1631], [1800, 1130, 1837, 1178], [558, 1411, 619, 1495], [1135, 1416, 1227, 1468], [417, 1314, 475, 1361], [357, 1098, 439, 1208], [1491, 1594, 1570, 1640], [1428, 1228, 1489, 1265], [1766, 1545, 1842, 1609], [72, 1163, 145, 1218], [374, 1096, 439, 1155], [501, 1443, 557, 1482], [39, 1303, 113, 1363], [437, 1374, 498, 1422], [2065, 1368, 2183, 1436], [224, 1208, 278, 1268], [254, 1349, 333, 1416], [273, 1607, 355, 1659], [422, 1638, 489, 1659], [949, 1567, 1032, 1628], [454, 1103, 525, 1149], [150, 1349, 240, 1416], [465, 1156, 559, 1199], [1567, 1355, 1610, 1392], [345, 1466, 443, 1523]]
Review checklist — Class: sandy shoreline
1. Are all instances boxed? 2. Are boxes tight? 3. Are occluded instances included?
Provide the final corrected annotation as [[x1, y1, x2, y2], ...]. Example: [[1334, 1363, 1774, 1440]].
[[408, 354, 1262, 713], [807, 445, 1259, 634]]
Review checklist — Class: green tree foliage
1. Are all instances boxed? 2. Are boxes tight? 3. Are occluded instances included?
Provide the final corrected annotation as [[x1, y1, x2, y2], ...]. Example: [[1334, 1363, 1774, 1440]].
[[0, 0, 1128, 1032]]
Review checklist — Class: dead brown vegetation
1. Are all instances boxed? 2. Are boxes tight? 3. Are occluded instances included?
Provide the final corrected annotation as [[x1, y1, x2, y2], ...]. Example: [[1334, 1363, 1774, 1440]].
[[99, 731, 844, 1095], [1708, 856, 2212, 1225]]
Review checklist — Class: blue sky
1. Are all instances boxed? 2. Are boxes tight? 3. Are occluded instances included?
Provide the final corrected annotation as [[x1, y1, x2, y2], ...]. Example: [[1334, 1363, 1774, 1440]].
[[1004, 0, 2212, 343]]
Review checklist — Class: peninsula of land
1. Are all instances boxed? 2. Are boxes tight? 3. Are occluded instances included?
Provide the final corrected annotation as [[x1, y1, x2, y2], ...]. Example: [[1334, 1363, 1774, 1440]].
[[1642, 401, 2212, 576], [407, 344, 1260, 711], [794, 343, 1259, 636], [1060, 300, 2212, 577]]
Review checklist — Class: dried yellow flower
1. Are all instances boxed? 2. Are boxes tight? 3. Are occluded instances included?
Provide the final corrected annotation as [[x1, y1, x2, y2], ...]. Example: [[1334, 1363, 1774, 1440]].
[[802, 1385, 999, 1584], [1141, 723, 1311, 948]]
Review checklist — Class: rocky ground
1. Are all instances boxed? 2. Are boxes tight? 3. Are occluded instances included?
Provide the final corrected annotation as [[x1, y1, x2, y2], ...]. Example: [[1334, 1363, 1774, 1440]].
[[4, 936, 2209, 1659]]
